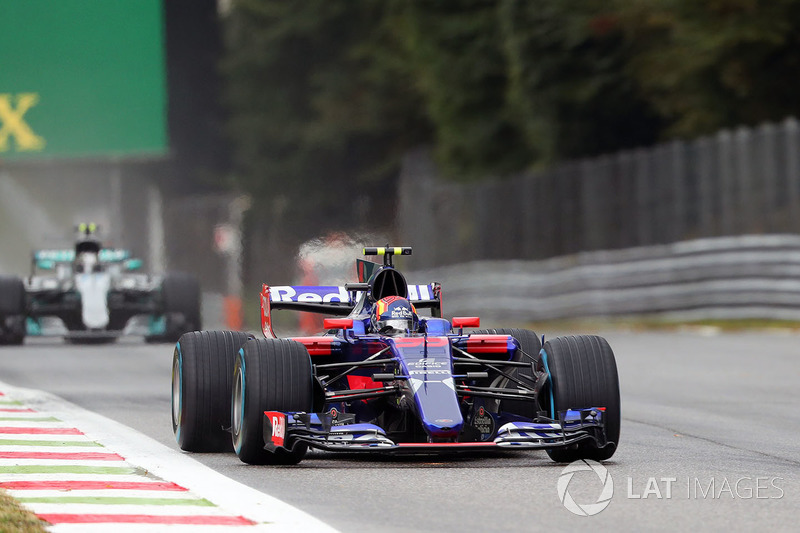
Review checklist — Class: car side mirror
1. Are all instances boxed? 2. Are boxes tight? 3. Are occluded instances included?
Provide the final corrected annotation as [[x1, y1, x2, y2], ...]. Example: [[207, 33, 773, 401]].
[[452, 317, 480, 328], [323, 318, 353, 330]]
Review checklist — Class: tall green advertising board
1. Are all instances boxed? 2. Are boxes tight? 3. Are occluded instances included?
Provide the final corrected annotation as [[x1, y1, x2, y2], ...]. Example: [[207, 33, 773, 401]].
[[0, 0, 167, 159]]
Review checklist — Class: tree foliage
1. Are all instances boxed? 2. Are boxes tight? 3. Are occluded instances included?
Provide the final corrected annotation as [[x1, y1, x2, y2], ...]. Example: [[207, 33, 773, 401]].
[[500, 1, 662, 165], [221, 0, 800, 214], [222, 0, 426, 237], [398, 1, 528, 179], [616, 0, 800, 137]]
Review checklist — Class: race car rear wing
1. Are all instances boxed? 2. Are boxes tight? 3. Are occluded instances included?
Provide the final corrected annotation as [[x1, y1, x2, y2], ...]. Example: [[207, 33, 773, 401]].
[[259, 283, 442, 338], [31, 248, 142, 274]]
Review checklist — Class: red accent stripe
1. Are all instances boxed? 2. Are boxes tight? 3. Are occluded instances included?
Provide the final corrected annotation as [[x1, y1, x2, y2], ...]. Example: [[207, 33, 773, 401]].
[[2, 480, 186, 491], [38, 514, 255, 525], [291, 337, 334, 356], [397, 442, 498, 448], [0, 427, 83, 435], [0, 451, 123, 461], [0, 408, 36, 413], [466, 335, 512, 354]]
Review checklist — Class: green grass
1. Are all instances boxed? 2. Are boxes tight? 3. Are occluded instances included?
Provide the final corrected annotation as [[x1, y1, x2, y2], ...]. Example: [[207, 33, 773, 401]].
[[0, 491, 48, 533]]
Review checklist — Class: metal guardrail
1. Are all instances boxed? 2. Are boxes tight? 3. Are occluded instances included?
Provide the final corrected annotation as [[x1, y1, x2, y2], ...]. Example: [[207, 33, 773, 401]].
[[409, 234, 800, 322]]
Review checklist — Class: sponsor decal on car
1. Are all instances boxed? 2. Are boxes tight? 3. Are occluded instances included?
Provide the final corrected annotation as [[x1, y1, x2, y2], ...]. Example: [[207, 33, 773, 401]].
[[265, 411, 286, 447], [270, 286, 351, 304], [472, 405, 495, 441], [409, 358, 447, 368], [268, 284, 435, 304], [391, 306, 413, 318]]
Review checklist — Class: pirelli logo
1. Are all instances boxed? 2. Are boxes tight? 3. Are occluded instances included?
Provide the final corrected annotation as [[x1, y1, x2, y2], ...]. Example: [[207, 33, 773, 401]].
[[0, 93, 46, 152]]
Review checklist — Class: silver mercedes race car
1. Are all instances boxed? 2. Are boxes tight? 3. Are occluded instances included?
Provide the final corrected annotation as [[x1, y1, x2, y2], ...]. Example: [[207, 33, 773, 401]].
[[0, 224, 200, 344]]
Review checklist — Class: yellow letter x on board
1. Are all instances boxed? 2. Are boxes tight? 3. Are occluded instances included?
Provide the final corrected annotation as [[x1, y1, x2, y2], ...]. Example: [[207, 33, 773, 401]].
[[0, 93, 46, 152]]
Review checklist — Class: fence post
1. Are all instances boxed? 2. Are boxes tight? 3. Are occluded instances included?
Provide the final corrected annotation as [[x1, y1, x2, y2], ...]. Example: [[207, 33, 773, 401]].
[[695, 136, 715, 237], [538, 170, 556, 258], [565, 163, 582, 254], [581, 158, 599, 250], [617, 151, 635, 248], [670, 140, 686, 241], [717, 129, 735, 235], [521, 174, 536, 259], [634, 148, 651, 246], [734, 126, 755, 233], [785, 117, 800, 231], [757, 123, 778, 232]]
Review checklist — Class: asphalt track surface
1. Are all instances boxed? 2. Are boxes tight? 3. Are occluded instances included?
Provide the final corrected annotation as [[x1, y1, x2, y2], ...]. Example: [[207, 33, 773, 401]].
[[0, 330, 798, 532]]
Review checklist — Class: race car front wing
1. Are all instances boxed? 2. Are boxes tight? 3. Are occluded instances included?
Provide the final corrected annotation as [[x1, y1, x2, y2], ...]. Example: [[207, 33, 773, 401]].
[[262, 408, 607, 454]]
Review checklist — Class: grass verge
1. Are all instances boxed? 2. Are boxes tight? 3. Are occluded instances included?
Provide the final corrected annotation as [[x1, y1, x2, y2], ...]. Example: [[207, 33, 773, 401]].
[[0, 490, 48, 533]]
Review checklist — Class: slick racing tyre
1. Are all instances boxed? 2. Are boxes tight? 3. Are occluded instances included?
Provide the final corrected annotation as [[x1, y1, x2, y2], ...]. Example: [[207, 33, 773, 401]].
[[0, 276, 26, 346], [541, 335, 620, 462], [172, 330, 251, 452], [474, 328, 541, 417], [151, 273, 202, 343], [232, 339, 313, 465]]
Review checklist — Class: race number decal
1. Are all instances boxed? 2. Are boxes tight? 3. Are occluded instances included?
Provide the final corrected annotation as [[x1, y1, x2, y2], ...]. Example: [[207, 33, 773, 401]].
[[265, 411, 286, 447]]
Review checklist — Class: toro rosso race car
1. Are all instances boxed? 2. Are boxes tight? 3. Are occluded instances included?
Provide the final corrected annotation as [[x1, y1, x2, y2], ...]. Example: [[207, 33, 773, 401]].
[[0, 223, 200, 344], [172, 247, 620, 464]]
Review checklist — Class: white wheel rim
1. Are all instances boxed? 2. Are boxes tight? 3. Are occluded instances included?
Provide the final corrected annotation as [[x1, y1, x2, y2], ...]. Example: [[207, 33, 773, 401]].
[[171, 354, 181, 425], [232, 366, 244, 438]]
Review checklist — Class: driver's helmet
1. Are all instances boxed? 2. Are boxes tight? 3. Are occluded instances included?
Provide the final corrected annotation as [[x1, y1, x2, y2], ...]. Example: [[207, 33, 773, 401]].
[[372, 296, 418, 336], [75, 251, 100, 273]]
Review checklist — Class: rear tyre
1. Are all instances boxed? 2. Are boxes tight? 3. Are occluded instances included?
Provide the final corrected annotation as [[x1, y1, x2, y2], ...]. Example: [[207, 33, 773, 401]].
[[150, 273, 202, 343], [172, 330, 251, 452], [474, 328, 541, 417], [0, 276, 26, 346], [541, 335, 620, 462], [232, 339, 313, 465]]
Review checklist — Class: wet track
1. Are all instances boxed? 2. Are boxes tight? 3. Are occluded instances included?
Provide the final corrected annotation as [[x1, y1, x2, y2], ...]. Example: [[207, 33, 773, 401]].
[[0, 331, 798, 532]]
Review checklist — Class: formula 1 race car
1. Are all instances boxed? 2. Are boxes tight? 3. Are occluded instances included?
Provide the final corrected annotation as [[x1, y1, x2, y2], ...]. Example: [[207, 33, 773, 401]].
[[0, 223, 200, 344], [171, 247, 620, 464]]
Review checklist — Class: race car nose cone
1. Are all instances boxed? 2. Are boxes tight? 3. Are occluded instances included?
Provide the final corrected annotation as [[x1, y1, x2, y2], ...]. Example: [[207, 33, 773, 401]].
[[424, 418, 462, 439]]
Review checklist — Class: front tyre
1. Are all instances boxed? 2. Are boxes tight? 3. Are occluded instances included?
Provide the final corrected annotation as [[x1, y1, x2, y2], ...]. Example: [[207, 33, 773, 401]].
[[149, 273, 202, 343], [542, 335, 620, 462], [0, 276, 26, 346], [232, 339, 313, 465], [172, 330, 251, 452]]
